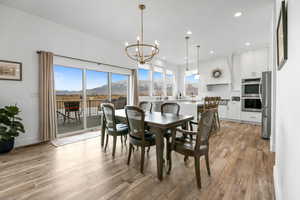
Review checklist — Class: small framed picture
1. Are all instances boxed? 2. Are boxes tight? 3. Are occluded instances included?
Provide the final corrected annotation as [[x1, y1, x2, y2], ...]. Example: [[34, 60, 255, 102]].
[[0, 60, 22, 81], [277, 1, 288, 70]]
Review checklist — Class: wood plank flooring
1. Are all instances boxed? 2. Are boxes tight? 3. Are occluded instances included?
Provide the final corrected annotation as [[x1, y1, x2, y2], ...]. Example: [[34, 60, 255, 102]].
[[0, 121, 275, 200]]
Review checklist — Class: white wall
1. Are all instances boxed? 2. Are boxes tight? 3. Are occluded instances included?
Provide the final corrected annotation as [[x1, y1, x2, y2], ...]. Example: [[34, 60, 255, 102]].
[[0, 4, 135, 147], [273, 0, 300, 199]]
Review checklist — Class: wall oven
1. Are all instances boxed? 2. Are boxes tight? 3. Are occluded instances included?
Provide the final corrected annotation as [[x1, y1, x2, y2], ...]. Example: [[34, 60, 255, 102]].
[[242, 78, 261, 97], [242, 97, 262, 112]]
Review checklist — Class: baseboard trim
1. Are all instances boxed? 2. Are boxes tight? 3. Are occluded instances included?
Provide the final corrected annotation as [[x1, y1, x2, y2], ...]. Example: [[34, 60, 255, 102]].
[[274, 165, 281, 200]]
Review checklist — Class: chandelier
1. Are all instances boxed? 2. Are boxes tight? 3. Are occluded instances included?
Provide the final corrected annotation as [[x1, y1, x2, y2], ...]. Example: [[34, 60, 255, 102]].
[[125, 4, 159, 64], [195, 45, 201, 79]]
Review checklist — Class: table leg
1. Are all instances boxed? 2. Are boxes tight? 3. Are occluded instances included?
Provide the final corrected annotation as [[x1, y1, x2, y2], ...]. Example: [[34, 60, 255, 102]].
[[152, 127, 164, 181], [100, 113, 106, 147]]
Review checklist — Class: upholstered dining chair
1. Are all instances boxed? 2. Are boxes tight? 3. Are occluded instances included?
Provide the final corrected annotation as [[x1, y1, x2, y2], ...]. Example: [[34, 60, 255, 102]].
[[167, 110, 215, 189], [161, 102, 180, 162], [102, 103, 129, 157], [139, 101, 152, 113], [125, 106, 156, 173]]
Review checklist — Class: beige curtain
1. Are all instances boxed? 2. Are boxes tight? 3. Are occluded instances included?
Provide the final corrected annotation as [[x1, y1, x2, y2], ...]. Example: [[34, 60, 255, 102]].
[[39, 51, 57, 142], [131, 69, 139, 106]]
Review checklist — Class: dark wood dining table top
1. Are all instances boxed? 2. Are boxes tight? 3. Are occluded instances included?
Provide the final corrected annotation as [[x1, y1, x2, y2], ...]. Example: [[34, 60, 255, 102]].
[[114, 109, 194, 129]]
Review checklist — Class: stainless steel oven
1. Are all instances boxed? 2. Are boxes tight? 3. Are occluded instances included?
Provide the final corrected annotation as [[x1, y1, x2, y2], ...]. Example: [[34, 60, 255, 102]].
[[242, 78, 261, 97], [242, 97, 262, 112]]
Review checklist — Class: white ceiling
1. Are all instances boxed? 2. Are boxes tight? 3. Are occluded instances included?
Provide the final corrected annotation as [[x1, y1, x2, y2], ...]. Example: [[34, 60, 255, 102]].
[[0, 0, 273, 65]]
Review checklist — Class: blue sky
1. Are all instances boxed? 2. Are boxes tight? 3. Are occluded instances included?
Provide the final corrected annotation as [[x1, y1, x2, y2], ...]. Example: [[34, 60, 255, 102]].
[[54, 65, 128, 91], [186, 74, 199, 83], [138, 68, 149, 80]]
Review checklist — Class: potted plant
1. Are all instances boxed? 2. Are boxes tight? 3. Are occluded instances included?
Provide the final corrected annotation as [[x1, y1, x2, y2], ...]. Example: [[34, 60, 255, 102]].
[[0, 105, 25, 154]]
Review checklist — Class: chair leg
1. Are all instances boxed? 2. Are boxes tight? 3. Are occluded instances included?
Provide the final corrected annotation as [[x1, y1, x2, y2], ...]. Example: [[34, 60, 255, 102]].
[[194, 157, 202, 189], [167, 148, 172, 174], [184, 155, 189, 162], [112, 136, 117, 157], [205, 152, 211, 176], [124, 135, 127, 144], [121, 134, 123, 145], [166, 137, 170, 161], [127, 144, 133, 165], [216, 112, 221, 129], [140, 146, 145, 173], [104, 134, 109, 152], [147, 146, 151, 154], [189, 121, 193, 131]]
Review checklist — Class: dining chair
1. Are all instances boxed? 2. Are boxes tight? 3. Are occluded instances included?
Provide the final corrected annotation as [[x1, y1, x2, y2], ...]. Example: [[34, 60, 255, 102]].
[[167, 110, 215, 189], [125, 106, 156, 173], [139, 101, 153, 112], [64, 101, 81, 123], [102, 103, 129, 157], [161, 102, 180, 162]]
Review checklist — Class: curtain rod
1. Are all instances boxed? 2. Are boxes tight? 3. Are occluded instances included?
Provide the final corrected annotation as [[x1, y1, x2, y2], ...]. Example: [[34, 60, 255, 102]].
[[36, 51, 132, 71]]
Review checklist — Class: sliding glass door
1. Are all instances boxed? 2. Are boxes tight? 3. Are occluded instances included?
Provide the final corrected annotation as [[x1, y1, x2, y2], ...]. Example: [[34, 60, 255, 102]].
[[86, 70, 109, 129], [54, 65, 130, 136], [54, 65, 84, 134], [111, 73, 129, 109]]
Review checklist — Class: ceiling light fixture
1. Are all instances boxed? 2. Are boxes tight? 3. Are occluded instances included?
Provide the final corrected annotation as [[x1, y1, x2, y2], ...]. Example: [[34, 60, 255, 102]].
[[187, 30, 193, 35], [245, 42, 251, 46], [125, 3, 159, 64], [195, 45, 201, 80], [210, 50, 215, 54], [234, 12, 243, 18], [185, 36, 190, 71]]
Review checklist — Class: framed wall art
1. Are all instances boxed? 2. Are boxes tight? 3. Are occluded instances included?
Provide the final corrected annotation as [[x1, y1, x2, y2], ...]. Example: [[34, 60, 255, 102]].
[[277, 0, 288, 70], [0, 60, 22, 81]]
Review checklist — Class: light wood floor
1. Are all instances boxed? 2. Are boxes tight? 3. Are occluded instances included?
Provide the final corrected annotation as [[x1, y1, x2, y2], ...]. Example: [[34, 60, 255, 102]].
[[0, 121, 275, 200]]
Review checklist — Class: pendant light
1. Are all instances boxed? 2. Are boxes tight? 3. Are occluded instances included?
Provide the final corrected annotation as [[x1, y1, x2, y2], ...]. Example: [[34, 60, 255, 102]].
[[195, 45, 201, 79]]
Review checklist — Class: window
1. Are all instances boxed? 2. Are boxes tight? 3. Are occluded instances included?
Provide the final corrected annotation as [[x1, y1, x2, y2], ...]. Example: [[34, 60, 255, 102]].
[[185, 72, 199, 96], [166, 70, 174, 96], [138, 68, 151, 96], [111, 73, 129, 109], [153, 67, 164, 96]]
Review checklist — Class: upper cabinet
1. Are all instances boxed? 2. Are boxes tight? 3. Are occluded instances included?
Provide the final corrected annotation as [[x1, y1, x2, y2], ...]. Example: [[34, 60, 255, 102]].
[[240, 47, 269, 79], [231, 47, 270, 91]]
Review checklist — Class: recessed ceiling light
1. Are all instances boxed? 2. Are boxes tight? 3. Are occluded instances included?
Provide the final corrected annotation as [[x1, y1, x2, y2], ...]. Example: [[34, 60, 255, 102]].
[[210, 50, 215, 54], [186, 30, 192, 35], [162, 56, 166, 60], [245, 42, 251, 46], [234, 12, 243, 18]]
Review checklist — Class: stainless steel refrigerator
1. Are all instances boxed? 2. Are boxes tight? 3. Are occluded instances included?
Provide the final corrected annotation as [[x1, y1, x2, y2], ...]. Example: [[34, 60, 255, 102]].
[[261, 71, 272, 139]]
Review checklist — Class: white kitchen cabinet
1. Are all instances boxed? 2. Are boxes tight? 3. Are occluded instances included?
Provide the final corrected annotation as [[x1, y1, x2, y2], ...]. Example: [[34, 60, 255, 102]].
[[241, 112, 262, 123], [227, 101, 241, 120], [240, 48, 269, 79], [218, 105, 228, 119]]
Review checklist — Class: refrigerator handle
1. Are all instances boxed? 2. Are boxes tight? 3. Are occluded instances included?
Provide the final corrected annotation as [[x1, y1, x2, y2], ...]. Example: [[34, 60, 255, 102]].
[[259, 78, 262, 102]]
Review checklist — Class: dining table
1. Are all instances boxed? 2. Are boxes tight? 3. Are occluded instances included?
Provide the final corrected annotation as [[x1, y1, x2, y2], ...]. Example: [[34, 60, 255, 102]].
[[100, 109, 194, 181]]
